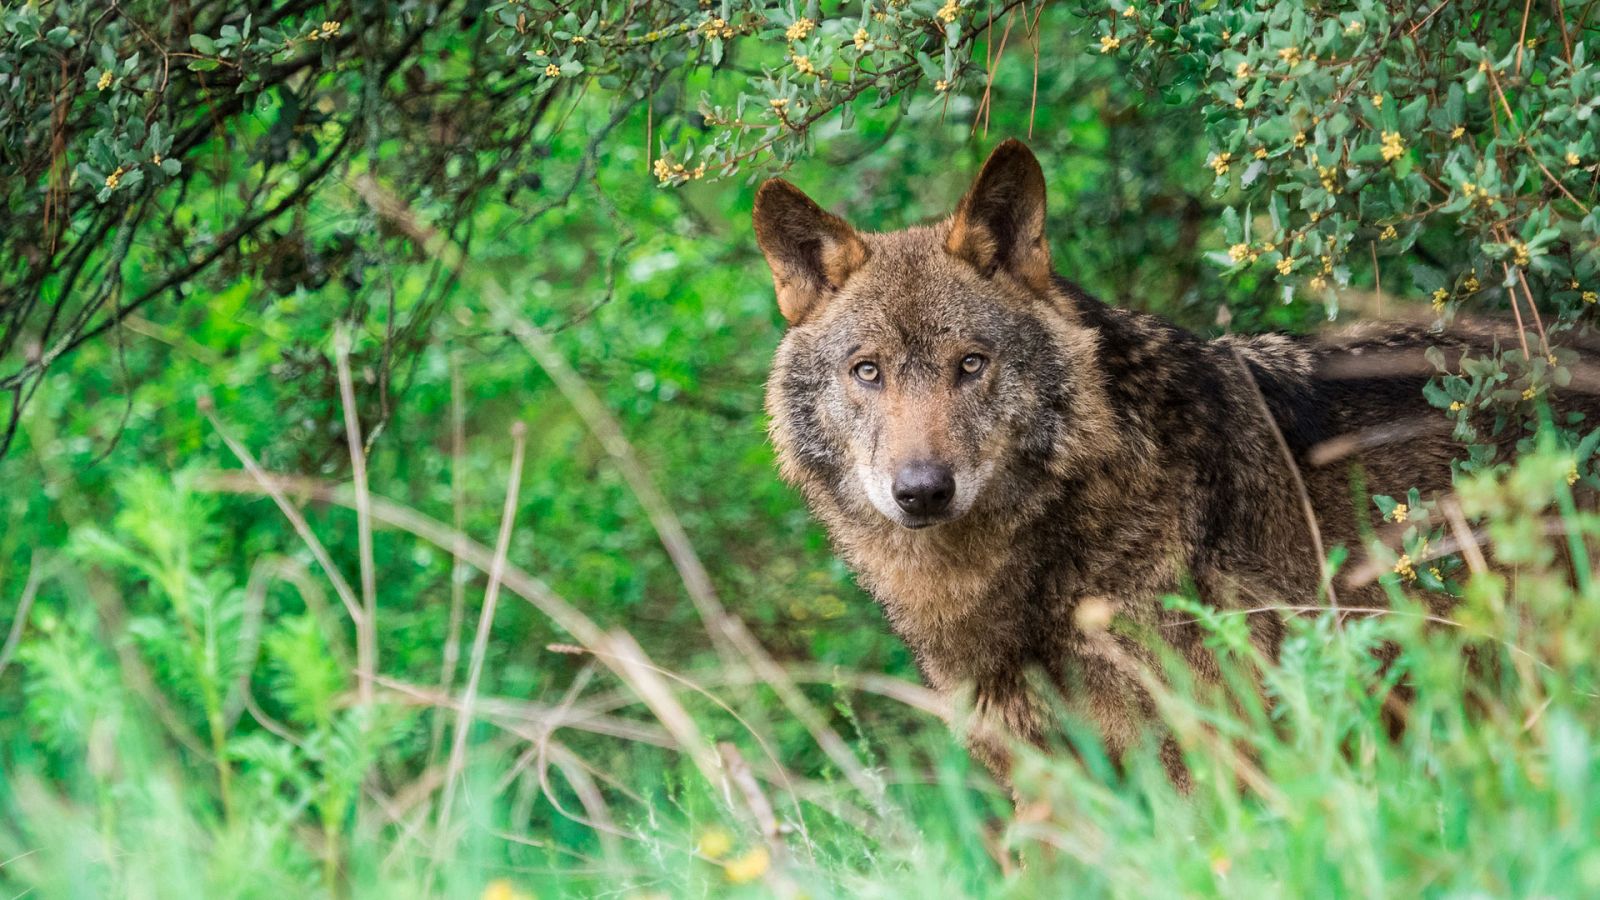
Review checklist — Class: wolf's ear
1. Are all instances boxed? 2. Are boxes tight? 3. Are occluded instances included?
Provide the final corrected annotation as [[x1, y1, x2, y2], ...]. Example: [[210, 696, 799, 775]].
[[753, 179, 869, 325], [946, 139, 1052, 293]]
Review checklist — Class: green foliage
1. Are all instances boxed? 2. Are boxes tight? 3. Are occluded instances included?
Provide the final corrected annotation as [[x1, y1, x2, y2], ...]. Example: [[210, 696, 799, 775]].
[[4, 0, 1600, 896]]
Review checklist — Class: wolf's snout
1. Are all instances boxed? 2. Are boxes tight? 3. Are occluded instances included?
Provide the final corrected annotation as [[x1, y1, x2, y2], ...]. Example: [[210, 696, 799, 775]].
[[892, 461, 955, 517]]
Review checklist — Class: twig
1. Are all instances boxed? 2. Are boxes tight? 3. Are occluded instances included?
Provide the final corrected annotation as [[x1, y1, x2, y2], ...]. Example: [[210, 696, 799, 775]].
[[1440, 497, 1489, 575], [1500, 261, 1535, 360], [1516, 0, 1534, 73]]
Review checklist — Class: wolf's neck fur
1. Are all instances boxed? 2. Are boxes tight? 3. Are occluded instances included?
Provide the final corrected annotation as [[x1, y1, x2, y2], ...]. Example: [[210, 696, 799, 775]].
[[829, 281, 1318, 691]]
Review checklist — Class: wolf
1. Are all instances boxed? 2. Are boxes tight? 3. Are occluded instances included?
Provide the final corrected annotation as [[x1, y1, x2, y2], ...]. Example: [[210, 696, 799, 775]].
[[753, 139, 1566, 787]]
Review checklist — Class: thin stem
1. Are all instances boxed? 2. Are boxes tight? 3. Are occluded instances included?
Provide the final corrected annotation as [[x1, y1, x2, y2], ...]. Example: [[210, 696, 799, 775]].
[[434, 422, 528, 862]]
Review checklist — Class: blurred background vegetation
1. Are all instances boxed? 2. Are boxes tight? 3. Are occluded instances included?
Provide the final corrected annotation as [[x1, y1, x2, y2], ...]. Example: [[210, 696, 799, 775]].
[[3, 0, 1600, 896]]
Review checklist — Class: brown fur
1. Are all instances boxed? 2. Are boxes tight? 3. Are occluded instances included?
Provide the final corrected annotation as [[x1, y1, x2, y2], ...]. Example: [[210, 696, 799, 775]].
[[753, 140, 1593, 787]]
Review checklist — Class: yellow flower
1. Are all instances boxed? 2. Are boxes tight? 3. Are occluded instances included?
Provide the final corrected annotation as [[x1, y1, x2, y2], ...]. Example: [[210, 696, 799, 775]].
[[320, 20, 341, 37], [1345, 20, 1365, 35], [785, 17, 815, 41], [1566, 152, 1581, 167], [1462, 272, 1480, 292], [1380, 131, 1405, 162], [1568, 464, 1580, 486], [1370, 93, 1383, 109], [1209, 152, 1232, 175], [1278, 46, 1302, 65], [480, 880, 533, 900], [937, 1, 961, 23], [544, 63, 561, 77], [792, 54, 818, 75], [1584, 291, 1599, 304], [571, 35, 587, 43], [1099, 34, 1121, 53], [1522, 387, 1537, 401], [1510, 241, 1530, 267], [934, 79, 949, 92], [1221, 29, 1231, 40], [769, 97, 790, 108], [652, 158, 672, 182], [1277, 257, 1295, 275], [96, 70, 113, 91], [1293, 130, 1308, 148], [1234, 97, 1246, 109], [1450, 125, 1466, 139], [1234, 61, 1251, 79], [1380, 224, 1398, 240], [1228, 243, 1250, 263], [1388, 503, 1408, 523], [1394, 553, 1416, 580], [723, 847, 771, 884], [104, 166, 124, 189], [1309, 275, 1328, 291], [854, 27, 869, 49], [1429, 566, 1443, 580], [696, 827, 734, 860], [1255, 147, 1268, 159], [1431, 288, 1449, 311], [1449, 400, 1465, 412], [1122, 4, 1137, 17], [151, 152, 162, 165]]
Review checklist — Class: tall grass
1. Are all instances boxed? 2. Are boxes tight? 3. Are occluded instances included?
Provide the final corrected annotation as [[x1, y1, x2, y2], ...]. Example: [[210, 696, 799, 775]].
[[4, 437, 1600, 897]]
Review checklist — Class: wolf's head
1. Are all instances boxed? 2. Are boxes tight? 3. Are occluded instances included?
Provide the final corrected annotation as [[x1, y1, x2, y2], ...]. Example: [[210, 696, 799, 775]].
[[758, 141, 1116, 533]]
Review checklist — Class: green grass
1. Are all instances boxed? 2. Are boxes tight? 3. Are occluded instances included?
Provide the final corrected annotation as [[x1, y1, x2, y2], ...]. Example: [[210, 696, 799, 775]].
[[4, 424, 1600, 898]]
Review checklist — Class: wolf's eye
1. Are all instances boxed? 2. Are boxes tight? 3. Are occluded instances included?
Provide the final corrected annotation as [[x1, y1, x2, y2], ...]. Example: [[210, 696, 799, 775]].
[[959, 354, 988, 378], [853, 361, 881, 384]]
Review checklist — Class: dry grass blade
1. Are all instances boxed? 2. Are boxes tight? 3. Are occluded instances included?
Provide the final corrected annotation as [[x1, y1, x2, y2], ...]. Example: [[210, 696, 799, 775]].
[[334, 325, 380, 707], [547, 741, 624, 866], [435, 422, 528, 859], [429, 352, 471, 769], [1230, 348, 1339, 608], [199, 402, 366, 629], [719, 742, 784, 854], [0, 550, 43, 678], [378, 676, 674, 748]]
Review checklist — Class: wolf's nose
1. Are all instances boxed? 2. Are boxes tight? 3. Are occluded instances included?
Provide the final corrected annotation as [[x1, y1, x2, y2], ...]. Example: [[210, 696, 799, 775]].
[[893, 461, 955, 516]]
